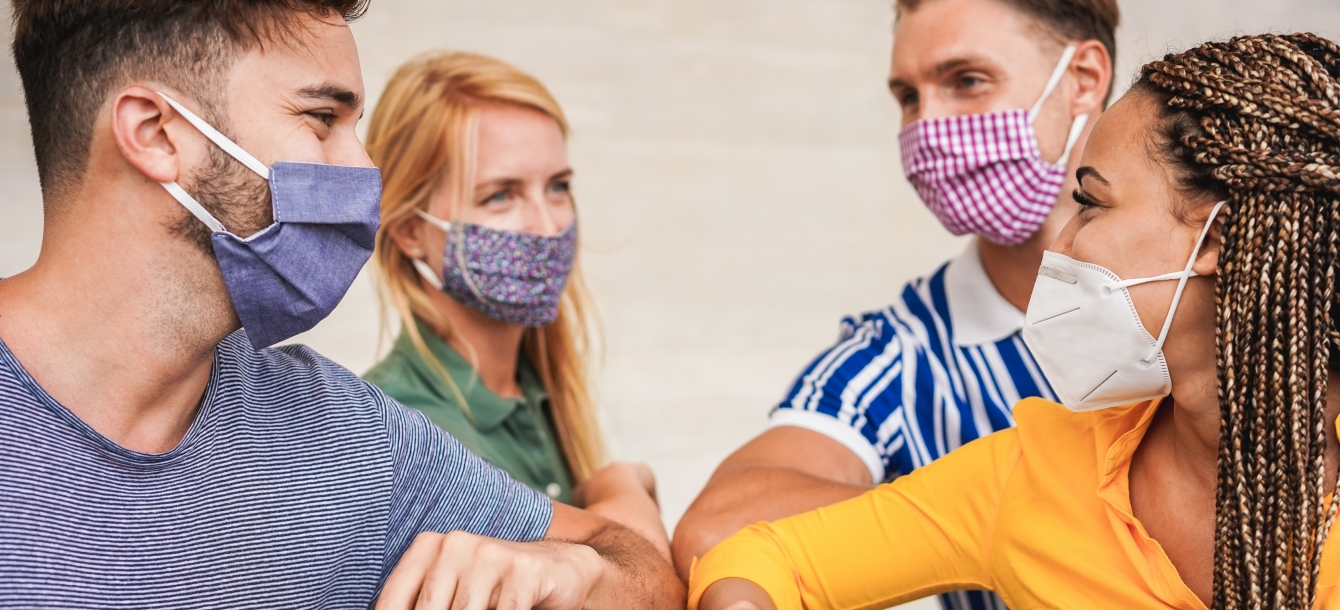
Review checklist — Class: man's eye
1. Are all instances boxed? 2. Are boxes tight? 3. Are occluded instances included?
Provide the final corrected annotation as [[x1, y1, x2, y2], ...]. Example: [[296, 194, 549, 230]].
[[549, 180, 571, 194], [308, 112, 336, 127], [898, 91, 919, 107], [957, 75, 983, 89]]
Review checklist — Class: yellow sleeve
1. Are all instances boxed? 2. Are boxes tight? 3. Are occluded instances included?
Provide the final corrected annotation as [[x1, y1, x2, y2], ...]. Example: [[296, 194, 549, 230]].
[[688, 428, 1021, 610]]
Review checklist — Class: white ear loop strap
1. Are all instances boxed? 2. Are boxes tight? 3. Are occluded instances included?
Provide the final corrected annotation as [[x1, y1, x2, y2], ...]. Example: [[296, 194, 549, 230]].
[[154, 92, 272, 234], [1026, 45, 1088, 167], [162, 181, 224, 233], [1059, 114, 1089, 166], [1029, 45, 1078, 119], [415, 209, 453, 232], [412, 258, 444, 290], [157, 92, 270, 178], [1143, 200, 1228, 361], [413, 210, 490, 302]]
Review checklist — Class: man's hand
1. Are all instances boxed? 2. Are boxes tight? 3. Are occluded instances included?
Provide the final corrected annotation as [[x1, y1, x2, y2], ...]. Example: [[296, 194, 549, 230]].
[[671, 426, 873, 581], [571, 462, 669, 562], [379, 501, 685, 610], [376, 531, 605, 610]]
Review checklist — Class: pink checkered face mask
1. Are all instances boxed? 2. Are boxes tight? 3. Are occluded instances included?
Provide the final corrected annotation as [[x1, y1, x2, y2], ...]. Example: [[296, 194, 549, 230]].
[[899, 45, 1090, 246]]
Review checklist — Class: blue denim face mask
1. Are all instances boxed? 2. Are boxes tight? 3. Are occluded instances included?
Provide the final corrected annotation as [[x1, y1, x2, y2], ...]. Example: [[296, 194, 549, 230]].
[[157, 93, 382, 350]]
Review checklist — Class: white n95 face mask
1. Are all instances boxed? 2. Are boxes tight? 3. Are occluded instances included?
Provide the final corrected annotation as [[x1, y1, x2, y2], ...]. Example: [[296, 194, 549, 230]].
[[1021, 201, 1226, 412]]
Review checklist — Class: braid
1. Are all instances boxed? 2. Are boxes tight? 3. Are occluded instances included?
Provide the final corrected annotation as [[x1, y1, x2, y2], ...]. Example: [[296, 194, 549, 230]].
[[1137, 33, 1340, 610]]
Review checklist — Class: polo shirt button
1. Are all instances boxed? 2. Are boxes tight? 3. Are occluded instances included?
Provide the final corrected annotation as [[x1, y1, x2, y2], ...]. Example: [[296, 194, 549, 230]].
[[545, 483, 562, 498]]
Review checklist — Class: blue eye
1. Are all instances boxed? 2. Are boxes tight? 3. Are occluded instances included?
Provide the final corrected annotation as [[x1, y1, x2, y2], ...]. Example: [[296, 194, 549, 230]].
[[549, 181, 571, 194], [482, 190, 508, 205]]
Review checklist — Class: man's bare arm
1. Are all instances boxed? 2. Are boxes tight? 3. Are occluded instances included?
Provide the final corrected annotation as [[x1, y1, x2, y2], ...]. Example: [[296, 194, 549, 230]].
[[671, 426, 873, 581], [546, 501, 685, 609], [376, 501, 684, 609]]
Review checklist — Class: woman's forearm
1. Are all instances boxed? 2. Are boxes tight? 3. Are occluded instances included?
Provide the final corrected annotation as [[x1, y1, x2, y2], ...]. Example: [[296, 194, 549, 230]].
[[573, 462, 672, 562], [584, 492, 670, 562]]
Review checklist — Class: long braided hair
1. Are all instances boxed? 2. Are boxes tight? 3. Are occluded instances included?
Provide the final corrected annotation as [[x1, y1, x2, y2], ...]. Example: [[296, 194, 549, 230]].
[[1134, 33, 1340, 609]]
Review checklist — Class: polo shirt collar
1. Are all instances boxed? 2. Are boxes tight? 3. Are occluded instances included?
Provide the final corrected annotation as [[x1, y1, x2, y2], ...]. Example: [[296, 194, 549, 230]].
[[944, 239, 1026, 347], [399, 320, 547, 430]]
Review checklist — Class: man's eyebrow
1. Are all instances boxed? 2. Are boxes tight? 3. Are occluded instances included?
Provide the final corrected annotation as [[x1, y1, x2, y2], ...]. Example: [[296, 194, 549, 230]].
[[296, 84, 362, 111], [889, 56, 993, 91], [1076, 166, 1110, 185], [931, 57, 977, 77]]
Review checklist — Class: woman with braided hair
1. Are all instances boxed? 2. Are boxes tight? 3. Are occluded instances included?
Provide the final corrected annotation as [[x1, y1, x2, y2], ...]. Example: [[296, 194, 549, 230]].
[[687, 32, 1340, 610]]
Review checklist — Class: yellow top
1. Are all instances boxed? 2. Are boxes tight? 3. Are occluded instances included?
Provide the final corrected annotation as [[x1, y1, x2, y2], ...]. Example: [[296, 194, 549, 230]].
[[688, 397, 1340, 610]]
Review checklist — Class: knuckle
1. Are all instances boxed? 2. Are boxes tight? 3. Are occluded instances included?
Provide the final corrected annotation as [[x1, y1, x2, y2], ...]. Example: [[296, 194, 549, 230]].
[[441, 530, 477, 550]]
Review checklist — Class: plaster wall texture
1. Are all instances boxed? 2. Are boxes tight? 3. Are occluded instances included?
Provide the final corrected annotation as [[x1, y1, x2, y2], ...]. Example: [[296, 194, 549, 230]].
[[1, 2, 1338, 608]]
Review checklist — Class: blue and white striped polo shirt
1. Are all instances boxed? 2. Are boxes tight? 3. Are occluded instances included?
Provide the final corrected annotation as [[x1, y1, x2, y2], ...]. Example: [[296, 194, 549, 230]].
[[0, 330, 552, 608], [771, 241, 1054, 610]]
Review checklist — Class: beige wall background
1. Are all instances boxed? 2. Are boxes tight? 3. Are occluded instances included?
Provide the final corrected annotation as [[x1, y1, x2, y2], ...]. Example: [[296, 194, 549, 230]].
[[1, 2, 1338, 607]]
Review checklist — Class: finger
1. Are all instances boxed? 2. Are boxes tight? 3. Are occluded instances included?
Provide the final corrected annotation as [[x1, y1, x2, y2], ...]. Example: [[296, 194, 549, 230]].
[[452, 564, 503, 610], [377, 533, 445, 610], [416, 564, 459, 610], [492, 574, 534, 610]]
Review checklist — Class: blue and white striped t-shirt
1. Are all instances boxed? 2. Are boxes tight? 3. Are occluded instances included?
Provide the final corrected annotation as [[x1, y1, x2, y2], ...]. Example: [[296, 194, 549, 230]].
[[0, 330, 552, 608], [771, 242, 1054, 610]]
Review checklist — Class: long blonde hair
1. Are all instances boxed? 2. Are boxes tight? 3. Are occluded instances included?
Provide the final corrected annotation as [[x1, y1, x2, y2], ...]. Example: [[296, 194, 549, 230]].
[[365, 51, 604, 482]]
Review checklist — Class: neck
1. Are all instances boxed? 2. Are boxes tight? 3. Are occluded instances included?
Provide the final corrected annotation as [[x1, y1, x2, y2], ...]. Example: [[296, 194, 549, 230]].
[[979, 195, 1080, 312], [422, 287, 526, 399], [1158, 344, 1340, 496], [0, 188, 238, 454]]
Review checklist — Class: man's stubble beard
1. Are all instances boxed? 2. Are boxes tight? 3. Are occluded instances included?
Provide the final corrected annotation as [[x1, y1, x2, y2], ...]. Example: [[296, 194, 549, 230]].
[[159, 144, 274, 350], [168, 144, 273, 253]]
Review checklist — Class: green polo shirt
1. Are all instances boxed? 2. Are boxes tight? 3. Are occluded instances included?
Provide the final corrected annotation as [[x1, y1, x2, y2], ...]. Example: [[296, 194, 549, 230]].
[[363, 320, 574, 503]]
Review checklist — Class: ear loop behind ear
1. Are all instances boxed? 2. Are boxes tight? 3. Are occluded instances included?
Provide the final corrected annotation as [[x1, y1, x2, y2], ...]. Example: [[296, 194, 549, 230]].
[[1141, 200, 1228, 365], [1027, 45, 1090, 167], [156, 92, 271, 235], [413, 209, 489, 302]]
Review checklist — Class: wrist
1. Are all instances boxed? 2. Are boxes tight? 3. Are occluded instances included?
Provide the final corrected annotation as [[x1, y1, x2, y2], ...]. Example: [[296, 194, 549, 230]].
[[567, 542, 607, 606]]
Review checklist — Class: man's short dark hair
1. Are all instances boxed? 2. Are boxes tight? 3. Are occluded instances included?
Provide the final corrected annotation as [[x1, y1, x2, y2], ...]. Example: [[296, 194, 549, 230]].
[[897, 0, 1121, 104], [10, 0, 369, 201]]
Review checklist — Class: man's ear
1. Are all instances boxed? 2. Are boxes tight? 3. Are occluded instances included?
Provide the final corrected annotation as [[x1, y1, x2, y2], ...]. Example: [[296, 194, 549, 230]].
[[111, 85, 190, 184], [1191, 205, 1228, 278], [1069, 39, 1112, 116]]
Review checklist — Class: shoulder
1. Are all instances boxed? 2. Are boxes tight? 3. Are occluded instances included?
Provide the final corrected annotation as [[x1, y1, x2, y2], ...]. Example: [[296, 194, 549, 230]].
[[363, 348, 451, 410], [218, 331, 388, 427]]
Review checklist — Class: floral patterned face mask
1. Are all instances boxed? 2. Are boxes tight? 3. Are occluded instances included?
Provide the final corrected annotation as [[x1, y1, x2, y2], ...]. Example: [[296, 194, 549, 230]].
[[413, 210, 577, 327]]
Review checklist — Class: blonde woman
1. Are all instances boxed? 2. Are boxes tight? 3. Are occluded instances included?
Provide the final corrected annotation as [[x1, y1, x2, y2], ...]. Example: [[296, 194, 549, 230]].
[[362, 51, 667, 556]]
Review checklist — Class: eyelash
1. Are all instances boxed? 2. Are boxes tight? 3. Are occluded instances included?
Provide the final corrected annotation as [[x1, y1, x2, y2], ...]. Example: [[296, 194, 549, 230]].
[[1072, 188, 1101, 209], [308, 111, 336, 127]]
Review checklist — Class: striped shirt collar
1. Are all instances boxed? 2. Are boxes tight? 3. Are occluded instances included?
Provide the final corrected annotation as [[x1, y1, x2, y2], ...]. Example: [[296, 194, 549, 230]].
[[943, 238, 1026, 347]]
